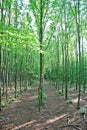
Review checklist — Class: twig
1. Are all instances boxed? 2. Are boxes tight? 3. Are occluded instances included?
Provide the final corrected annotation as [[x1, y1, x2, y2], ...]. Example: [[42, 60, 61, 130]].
[[59, 124, 81, 130]]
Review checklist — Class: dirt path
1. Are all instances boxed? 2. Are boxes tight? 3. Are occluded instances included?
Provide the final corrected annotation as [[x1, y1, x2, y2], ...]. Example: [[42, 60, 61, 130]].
[[0, 82, 87, 130]]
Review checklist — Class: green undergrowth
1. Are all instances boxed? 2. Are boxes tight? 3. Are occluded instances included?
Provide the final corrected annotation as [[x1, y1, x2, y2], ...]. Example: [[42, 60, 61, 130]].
[[11, 95, 16, 101], [38, 88, 47, 106], [2, 101, 10, 108], [42, 90, 47, 101], [0, 116, 5, 120], [66, 99, 73, 104], [80, 107, 87, 114], [58, 90, 64, 96], [19, 89, 25, 94], [54, 86, 64, 96], [1, 86, 30, 109]]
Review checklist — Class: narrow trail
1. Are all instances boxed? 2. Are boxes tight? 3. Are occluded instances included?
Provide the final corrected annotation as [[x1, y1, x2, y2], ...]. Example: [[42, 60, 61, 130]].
[[0, 82, 86, 130]]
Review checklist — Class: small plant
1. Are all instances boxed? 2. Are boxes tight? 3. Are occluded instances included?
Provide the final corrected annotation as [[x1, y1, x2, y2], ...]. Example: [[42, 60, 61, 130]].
[[61, 92, 64, 96], [80, 108, 87, 119], [16, 93, 19, 97], [80, 89, 84, 92], [0, 116, 4, 120], [2, 102, 9, 108], [11, 97, 16, 101], [42, 89, 47, 105], [66, 99, 72, 104], [59, 90, 62, 94], [20, 89, 24, 94], [42, 92, 47, 100], [58, 90, 64, 96], [11, 95, 16, 100], [80, 108, 87, 114]]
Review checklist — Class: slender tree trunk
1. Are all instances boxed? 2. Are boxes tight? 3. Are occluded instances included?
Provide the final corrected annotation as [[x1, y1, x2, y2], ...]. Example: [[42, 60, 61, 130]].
[[25, 45, 28, 90], [62, 45, 65, 93], [19, 58, 23, 92], [38, 0, 43, 112], [76, 42, 78, 90], [2, 64, 5, 95], [56, 42, 60, 91], [61, 19, 65, 94], [6, 46, 9, 102], [14, 0, 18, 98], [0, 0, 4, 111], [0, 46, 1, 111], [77, 0, 81, 109], [81, 37, 85, 93], [64, 0, 68, 100]]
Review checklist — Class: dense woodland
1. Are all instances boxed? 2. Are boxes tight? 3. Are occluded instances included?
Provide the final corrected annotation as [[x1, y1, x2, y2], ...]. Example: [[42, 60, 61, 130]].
[[0, 0, 87, 114]]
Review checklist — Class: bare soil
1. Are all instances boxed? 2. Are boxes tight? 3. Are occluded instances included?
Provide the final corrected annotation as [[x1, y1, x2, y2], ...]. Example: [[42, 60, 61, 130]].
[[0, 82, 87, 130]]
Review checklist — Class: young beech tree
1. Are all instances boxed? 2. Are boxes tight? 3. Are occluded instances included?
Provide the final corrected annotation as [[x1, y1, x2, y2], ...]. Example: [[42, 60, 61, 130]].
[[29, 0, 52, 111], [75, 0, 81, 109], [0, 0, 4, 111]]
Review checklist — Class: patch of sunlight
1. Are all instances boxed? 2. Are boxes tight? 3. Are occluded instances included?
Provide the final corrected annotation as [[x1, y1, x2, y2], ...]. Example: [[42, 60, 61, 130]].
[[14, 99, 21, 103], [72, 98, 82, 103], [33, 114, 68, 130], [46, 114, 67, 124], [12, 120, 36, 130], [9, 99, 21, 109], [29, 87, 38, 90], [29, 95, 38, 100]]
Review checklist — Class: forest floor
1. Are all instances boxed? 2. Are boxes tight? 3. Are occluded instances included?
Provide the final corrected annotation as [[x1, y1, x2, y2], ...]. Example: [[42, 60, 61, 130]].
[[0, 81, 87, 130]]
